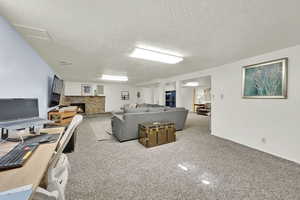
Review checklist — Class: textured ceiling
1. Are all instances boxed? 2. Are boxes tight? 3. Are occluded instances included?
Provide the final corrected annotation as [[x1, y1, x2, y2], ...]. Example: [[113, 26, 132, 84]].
[[1, 0, 300, 84]]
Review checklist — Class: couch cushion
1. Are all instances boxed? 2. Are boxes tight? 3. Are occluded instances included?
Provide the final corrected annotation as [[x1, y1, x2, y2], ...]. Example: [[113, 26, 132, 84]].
[[136, 103, 165, 108], [164, 107, 171, 111], [136, 103, 148, 108], [165, 107, 186, 112], [125, 107, 149, 113], [148, 107, 165, 113]]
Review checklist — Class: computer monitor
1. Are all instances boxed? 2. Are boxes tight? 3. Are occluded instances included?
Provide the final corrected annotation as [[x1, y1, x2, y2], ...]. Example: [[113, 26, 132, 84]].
[[0, 98, 39, 122]]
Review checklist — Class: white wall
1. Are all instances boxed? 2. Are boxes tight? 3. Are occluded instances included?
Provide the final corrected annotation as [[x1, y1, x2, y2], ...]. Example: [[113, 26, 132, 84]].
[[181, 87, 194, 111], [0, 17, 54, 118], [164, 83, 176, 91], [210, 45, 300, 164], [137, 87, 154, 104], [142, 44, 300, 164], [197, 76, 211, 87], [64, 81, 85, 96], [105, 84, 137, 112], [143, 83, 195, 110], [64, 81, 137, 112], [153, 87, 160, 104]]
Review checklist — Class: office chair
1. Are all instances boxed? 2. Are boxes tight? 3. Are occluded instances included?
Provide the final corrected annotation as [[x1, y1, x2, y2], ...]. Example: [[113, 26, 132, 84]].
[[33, 115, 83, 200]]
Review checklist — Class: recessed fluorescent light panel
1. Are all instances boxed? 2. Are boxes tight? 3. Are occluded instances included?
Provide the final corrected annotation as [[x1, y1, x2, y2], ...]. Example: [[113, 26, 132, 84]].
[[101, 74, 128, 82], [130, 47, 183, 64], [184, 82, 199, 87]]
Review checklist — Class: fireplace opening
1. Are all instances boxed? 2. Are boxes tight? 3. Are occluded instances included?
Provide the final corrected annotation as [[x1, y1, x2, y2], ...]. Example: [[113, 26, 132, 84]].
[[71, 103, 86, 114]]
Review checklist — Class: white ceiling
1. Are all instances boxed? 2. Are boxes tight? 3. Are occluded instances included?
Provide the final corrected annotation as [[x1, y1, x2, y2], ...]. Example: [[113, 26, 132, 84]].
[[1, 0, 300, 84]]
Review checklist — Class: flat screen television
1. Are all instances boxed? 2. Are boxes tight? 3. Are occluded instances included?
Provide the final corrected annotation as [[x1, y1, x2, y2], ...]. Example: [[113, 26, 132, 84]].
[[49, 75, 64, 107]]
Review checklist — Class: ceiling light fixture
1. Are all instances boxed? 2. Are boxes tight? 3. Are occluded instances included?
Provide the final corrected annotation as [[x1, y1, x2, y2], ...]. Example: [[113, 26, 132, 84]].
[[129, 47, 183, 64], [101, 74, 128, 82], [184, 82, 199, 87]]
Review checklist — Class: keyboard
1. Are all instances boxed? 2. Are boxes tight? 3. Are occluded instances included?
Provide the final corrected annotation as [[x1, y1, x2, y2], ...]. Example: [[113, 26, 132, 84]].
[[0, 142, 39, 170]]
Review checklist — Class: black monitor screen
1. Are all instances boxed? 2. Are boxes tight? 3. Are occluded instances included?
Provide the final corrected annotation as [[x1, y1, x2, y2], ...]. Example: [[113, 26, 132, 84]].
[[52, 75, 63, 94], [49, 75, 63, 107], [0, 99, 39, 122]]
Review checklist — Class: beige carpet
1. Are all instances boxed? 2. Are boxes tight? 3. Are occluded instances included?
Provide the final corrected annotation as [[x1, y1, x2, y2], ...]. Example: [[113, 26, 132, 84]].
[[66, 113, 300, 200], [86, 114, 113, 141]]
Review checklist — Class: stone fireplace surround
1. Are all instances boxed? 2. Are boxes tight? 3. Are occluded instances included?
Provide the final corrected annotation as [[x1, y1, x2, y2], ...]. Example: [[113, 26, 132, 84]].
[[70, 103, 86, 113], [62, 96, 105, 115]]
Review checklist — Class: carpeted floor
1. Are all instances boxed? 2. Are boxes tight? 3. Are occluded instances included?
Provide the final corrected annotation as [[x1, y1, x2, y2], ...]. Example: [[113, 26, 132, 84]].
[[86, 114, 113, 141], [65, 113, 300, 200]]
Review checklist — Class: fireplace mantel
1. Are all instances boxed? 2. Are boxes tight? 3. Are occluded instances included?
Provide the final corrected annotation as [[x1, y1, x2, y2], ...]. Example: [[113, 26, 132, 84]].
[[62, 96, 105, 115]]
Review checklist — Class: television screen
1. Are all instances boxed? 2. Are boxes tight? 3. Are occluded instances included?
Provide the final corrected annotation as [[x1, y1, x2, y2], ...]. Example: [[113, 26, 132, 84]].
[[49, 75, 64, 107]]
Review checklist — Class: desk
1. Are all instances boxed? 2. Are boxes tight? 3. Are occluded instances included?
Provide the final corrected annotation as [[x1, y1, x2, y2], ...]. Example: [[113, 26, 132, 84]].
[[0, 127, 65, 199]]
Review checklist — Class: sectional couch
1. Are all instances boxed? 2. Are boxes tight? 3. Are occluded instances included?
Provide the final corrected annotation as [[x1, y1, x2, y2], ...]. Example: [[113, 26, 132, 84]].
[[111, 104, 188, 142]]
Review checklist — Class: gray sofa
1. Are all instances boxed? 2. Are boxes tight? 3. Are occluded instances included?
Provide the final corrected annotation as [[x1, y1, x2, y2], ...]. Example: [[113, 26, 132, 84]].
[[111, 106, 188, 142]]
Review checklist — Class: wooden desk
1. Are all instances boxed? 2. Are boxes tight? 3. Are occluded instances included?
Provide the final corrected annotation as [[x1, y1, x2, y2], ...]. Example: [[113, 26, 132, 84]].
[[0, 127, 65, 198], [48, 110, 77, 126]]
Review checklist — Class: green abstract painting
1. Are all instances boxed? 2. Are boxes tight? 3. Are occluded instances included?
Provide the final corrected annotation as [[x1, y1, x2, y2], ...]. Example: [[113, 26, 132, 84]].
[[242, 58, 287, 98]]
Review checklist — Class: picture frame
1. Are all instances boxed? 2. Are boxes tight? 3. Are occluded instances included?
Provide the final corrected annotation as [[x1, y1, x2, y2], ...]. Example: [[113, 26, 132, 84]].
[[81, 84, 93, 96], [121, 91, 129, 100], [242, 58, 288, 99]]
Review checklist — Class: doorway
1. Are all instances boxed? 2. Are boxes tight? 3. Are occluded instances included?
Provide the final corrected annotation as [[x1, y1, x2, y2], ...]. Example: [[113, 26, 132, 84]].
[[165, 90, 176, 107], [182, 76, 212, 133]]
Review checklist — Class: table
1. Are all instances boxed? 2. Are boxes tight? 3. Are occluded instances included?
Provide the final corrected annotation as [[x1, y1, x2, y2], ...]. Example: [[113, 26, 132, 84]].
[[0, 127, 65, 199]]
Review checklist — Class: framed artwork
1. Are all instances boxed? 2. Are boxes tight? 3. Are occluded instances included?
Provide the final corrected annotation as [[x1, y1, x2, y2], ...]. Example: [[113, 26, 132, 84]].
[[81, 84, 93, 96], [242, 58, 288, 99], [121, 91, 129, 100]]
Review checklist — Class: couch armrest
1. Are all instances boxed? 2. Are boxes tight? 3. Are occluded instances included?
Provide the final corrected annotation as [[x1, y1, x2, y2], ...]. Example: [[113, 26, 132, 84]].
[[113, 113, 124, 121], [111, 115, 125, 141]]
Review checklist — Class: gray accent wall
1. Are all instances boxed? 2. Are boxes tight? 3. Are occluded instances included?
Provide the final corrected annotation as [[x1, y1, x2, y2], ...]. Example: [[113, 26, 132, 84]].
[[0, 17, 54, 118]]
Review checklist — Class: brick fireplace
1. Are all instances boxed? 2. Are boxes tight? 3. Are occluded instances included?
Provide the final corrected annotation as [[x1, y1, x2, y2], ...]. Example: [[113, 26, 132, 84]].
[[62, 96, 105, 115], [70, 103, 86, 114]]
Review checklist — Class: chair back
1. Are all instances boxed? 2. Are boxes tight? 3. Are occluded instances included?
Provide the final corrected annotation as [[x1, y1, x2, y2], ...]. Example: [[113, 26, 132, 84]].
[[49, 114, 83, 169]]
